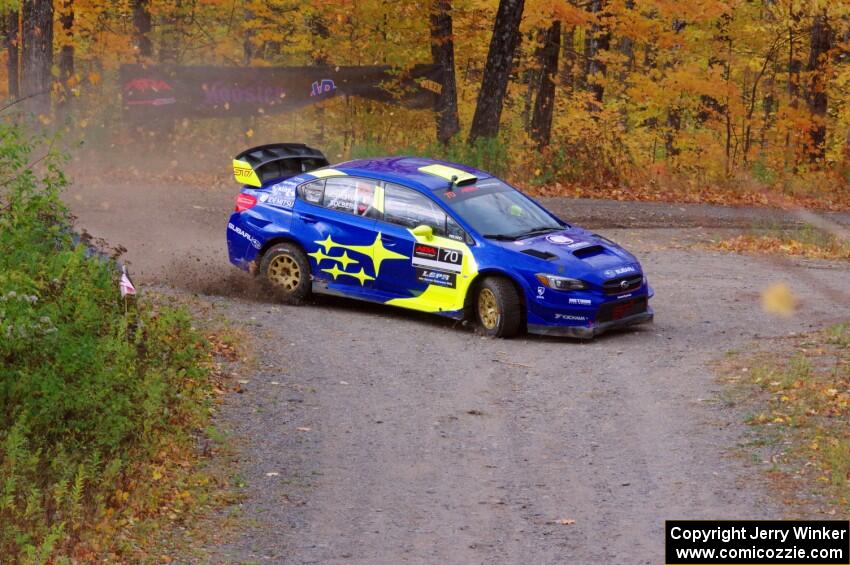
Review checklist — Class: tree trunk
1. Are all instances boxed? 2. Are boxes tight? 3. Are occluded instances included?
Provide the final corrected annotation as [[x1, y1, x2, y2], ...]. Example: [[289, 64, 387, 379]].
[[806, 10, 831, 161], [468, 0, 525, 142], [584, 0, 609, 109], [663, 19, 686, 158], [243, 9, 255, 65], [616, 0, 635, 83], [159, 0, 183, 64], [132, 0, 153, 59], [665, 108, 681, 157], [430, 0, 460, 144], [21, 0, 53, 115], [530, 20, 560, 149], [5, 9, 19, 99], [521, 30, 537, 131], [57, 0, 74, 110], [559, 26, 575, 91]]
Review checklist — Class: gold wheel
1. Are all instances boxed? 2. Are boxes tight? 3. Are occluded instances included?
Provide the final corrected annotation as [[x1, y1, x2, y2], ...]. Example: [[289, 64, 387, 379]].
[[478, 288, 500, 330], [267, 254, 301, 292]]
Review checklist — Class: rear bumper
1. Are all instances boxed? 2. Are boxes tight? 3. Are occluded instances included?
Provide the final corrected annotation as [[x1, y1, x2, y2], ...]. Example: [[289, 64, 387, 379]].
[[527, 310, 654, 339]]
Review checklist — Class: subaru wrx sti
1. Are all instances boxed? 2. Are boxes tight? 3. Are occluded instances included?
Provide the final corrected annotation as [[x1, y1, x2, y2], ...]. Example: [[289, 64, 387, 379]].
[[226, 143, 654, 338]]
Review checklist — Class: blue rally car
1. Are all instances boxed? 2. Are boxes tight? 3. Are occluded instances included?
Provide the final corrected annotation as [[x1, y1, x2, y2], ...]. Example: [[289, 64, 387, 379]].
[[226, 143, 653, 338]]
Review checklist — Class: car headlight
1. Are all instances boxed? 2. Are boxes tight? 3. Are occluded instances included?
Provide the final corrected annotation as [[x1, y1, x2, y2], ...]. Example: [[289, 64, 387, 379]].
[[535, 273, 588, 290]]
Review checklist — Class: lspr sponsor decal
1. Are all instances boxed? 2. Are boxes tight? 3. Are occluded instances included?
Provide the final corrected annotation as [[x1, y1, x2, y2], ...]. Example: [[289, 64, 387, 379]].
[[416, 268, 457, 288]]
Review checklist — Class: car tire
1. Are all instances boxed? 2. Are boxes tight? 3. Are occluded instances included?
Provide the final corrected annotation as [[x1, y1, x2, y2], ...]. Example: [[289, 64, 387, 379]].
[[260, 243, 311, 304], [476, 277, 522, 338]]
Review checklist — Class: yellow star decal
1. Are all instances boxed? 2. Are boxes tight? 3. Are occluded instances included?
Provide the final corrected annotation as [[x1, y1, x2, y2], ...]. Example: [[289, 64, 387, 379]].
[[344, 233, 407, 277], [309, 248, 358, 269], [321, 265, 375, 286], [308, 249, 333, 265], [336, 251, 357, 269], [348, 267, 375, 286], [313, 232, 408, 277], [322, 264, 346, 280], [315, 234, 338, 253]]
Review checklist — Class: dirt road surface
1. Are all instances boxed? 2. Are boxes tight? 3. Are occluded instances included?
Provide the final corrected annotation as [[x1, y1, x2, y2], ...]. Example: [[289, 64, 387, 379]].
[[68, 179, 850, 563]]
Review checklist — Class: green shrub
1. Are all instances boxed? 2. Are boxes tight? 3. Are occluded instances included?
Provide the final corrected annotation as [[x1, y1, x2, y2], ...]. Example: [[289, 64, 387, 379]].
[[0, 123, 212, 561]]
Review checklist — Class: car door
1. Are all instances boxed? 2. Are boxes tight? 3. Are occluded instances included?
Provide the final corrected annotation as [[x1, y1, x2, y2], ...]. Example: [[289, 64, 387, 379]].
[[291, 176, 384, 296], [373, 182, 476, 314]]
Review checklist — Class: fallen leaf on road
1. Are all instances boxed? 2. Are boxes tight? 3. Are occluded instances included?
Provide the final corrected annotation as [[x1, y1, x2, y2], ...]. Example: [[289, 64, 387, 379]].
[[761, 282, 797, 317]]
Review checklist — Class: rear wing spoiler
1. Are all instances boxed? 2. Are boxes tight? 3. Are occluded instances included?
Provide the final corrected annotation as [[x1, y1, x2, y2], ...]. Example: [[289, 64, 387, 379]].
[[233, 143, 330, 187]]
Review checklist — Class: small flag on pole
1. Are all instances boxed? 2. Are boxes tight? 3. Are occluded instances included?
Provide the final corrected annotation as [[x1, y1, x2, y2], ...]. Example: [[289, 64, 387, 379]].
[[119, 265, 137, 298]]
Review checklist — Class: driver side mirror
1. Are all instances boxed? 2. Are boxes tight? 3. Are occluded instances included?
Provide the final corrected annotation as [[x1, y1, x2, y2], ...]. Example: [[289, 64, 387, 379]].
[[412, 224, 434, 240]]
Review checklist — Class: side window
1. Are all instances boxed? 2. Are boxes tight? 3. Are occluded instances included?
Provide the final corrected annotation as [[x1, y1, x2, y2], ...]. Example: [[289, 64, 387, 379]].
[[446, 215, 467, 242], [298, 180, 325, 204], [321, 177, 378, 218], [384, 183, 447, 236]]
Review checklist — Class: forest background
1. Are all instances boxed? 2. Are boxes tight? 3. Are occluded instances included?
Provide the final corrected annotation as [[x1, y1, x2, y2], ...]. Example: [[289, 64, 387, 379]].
[[4, 0, 850, 210]]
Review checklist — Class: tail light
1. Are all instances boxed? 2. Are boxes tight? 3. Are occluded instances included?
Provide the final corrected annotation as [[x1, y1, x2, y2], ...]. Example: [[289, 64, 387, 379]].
[[235, 193, 258, 212]]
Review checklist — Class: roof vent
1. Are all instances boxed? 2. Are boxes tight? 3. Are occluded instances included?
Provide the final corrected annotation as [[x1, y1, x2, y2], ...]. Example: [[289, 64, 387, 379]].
[[418, 164, 477, 185]]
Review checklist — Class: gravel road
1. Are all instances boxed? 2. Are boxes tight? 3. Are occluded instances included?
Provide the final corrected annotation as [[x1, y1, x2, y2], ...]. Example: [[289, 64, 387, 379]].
[[202, 231, 849, 564], [66, 182, 850, 564]]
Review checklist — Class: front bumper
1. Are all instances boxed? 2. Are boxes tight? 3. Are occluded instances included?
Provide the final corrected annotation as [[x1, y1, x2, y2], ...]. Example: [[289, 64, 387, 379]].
[[527, 310, 654, 339]]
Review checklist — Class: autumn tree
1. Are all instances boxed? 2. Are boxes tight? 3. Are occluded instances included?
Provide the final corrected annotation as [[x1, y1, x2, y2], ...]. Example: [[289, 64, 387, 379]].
[[583, 0, 608, 108], [57, 0, 74, 110], [806, 9, 831, 161], [530, 20, 560, 148], [4, 8, 18, 99], [21, 0, 52, 115], [132, 0, 152, 59], [430, 0, 460, 144], [469, 0, 525, 142]]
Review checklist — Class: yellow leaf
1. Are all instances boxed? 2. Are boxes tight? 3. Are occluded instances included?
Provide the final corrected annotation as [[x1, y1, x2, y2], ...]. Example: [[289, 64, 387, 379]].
[[761, 282, 797, 317]]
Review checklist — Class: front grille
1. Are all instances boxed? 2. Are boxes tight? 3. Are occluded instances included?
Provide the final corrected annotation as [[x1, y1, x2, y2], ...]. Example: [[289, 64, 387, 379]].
[[597, 296, 647, 324], [602, 274, 643, 295]]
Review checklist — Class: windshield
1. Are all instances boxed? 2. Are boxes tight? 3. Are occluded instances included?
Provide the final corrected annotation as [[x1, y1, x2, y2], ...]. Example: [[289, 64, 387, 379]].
[[435, 178, 563, 240]]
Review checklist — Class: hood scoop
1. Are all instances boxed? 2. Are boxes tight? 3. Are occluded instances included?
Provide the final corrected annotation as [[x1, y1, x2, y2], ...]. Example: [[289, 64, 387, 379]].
[[572, 245, 605, 259], [521, 248, 557, 261]]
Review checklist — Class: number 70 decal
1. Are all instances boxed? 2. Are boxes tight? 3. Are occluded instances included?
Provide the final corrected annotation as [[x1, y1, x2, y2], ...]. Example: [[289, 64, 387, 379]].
[[413, 243, 462, 273]]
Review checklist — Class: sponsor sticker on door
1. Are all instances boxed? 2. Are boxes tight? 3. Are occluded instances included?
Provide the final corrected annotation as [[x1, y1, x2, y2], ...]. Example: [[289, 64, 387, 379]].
[[412, 244, 462, 273]]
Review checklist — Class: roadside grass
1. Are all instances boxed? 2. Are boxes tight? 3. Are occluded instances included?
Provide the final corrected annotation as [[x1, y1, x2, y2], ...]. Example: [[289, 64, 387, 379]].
[[720, 324, 850, 512], [0, 123, 248, 562], [706, 226, 850, 261]]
